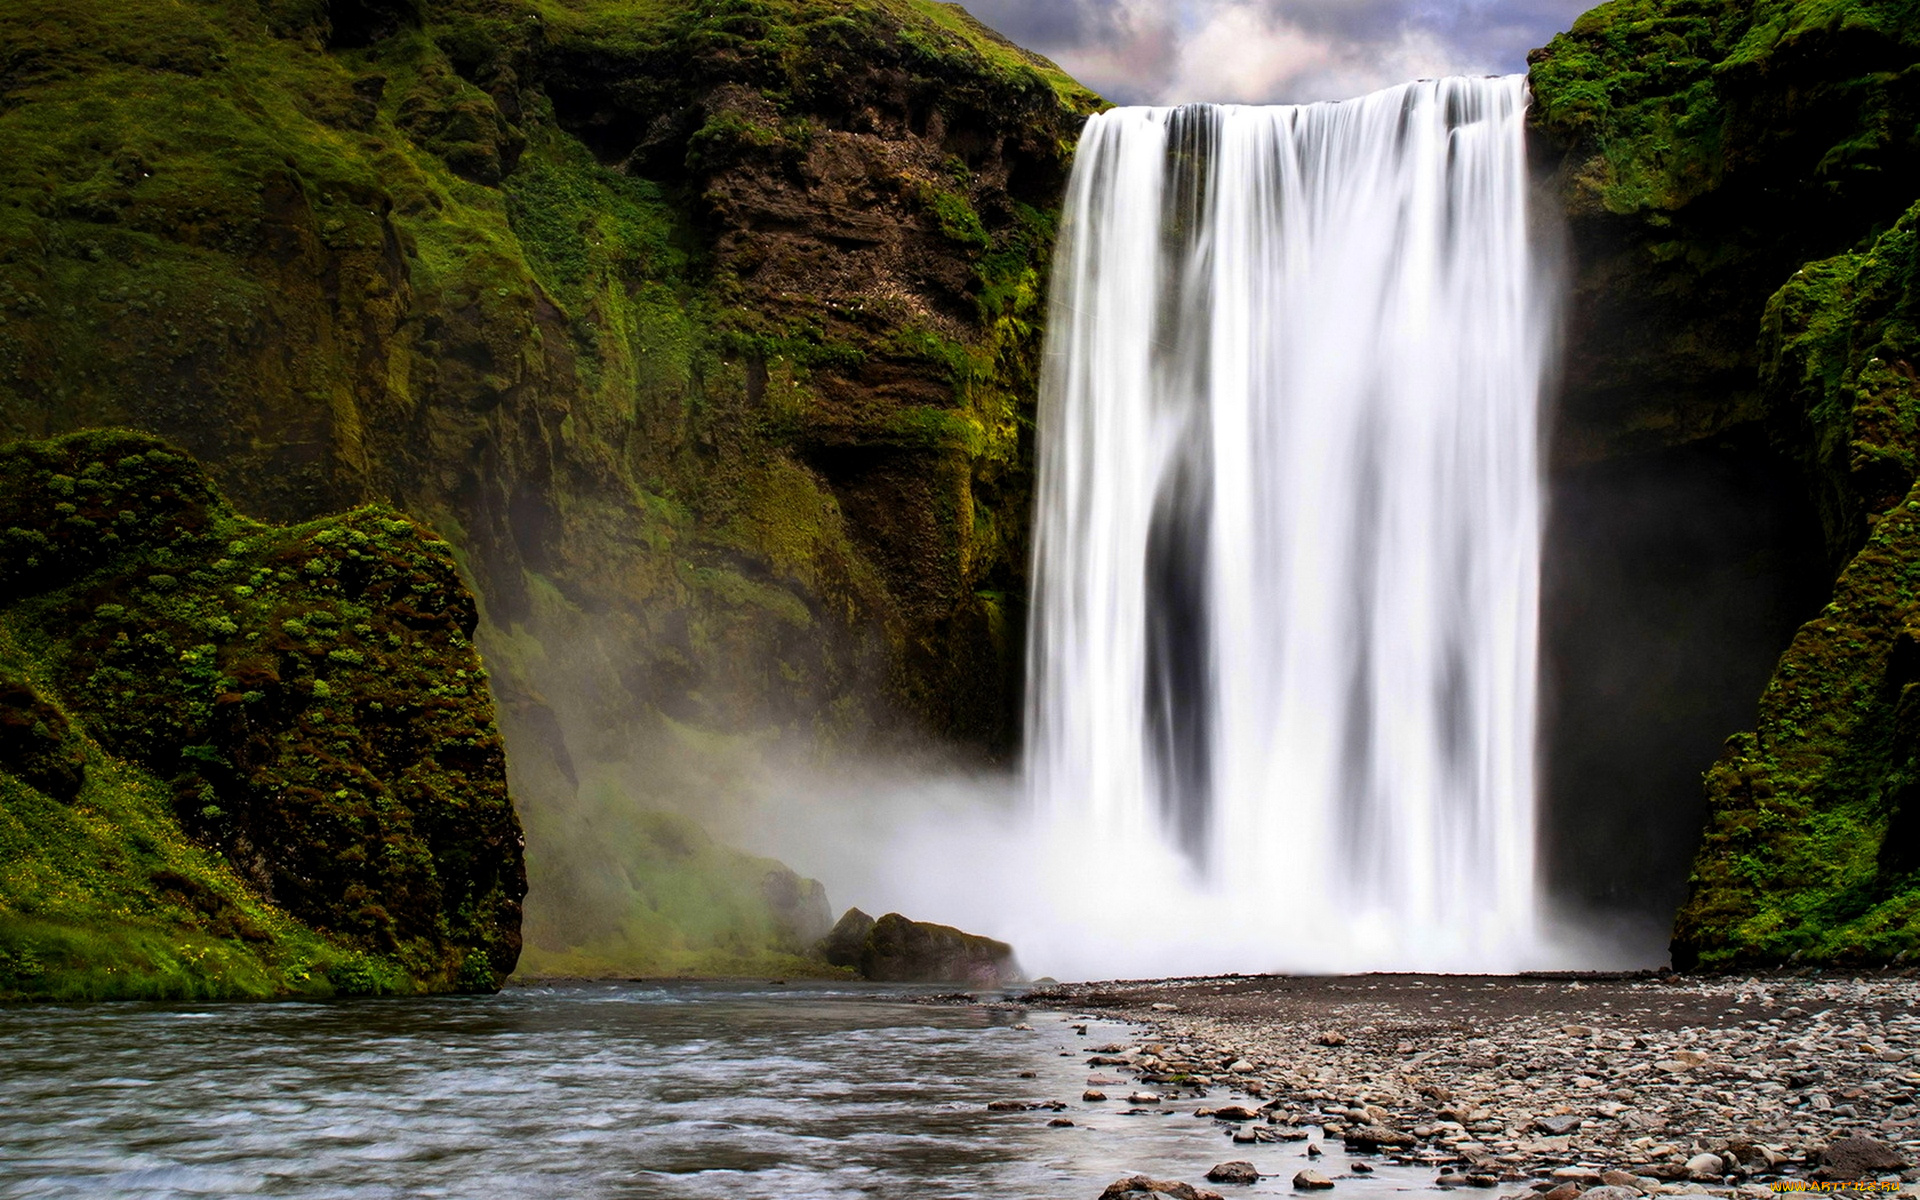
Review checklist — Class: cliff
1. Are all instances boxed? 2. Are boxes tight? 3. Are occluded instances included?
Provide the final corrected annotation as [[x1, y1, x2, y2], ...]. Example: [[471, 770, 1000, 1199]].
[[1532, 0, 1920, 965], [0, 0, 1099, 973], [0, 429, 524, 998]]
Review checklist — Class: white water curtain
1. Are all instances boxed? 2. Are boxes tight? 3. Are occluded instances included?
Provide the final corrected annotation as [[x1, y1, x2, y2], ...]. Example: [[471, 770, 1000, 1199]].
[[1027, 76, 1553, 967]]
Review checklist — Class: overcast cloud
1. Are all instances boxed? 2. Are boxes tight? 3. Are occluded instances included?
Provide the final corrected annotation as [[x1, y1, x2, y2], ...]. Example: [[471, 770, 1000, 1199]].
[[962, 0, 1594, 105]]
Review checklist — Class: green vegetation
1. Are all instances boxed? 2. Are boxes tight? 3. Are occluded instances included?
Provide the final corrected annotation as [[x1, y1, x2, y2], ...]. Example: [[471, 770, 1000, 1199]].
[[518, 802, 844, 977], [1671, 202, 1920, 967], [1528, 0, 1920, 462], [0, 430, 523, 998], [0, 0, 1101, 978], [1531, 0, 1920, 217], [1534, 0, 1920, 965]]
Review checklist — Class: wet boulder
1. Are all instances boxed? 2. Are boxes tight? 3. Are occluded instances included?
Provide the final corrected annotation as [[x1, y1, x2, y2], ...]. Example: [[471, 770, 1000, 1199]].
[[1101, 1176, 1225, 1200], [817, 907, 876, 969], [861, 912, 1018, 985]]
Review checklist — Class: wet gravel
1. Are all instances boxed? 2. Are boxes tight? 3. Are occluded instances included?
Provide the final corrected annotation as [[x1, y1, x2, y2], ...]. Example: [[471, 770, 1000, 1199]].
[[1018, 972, 1920, 1196]]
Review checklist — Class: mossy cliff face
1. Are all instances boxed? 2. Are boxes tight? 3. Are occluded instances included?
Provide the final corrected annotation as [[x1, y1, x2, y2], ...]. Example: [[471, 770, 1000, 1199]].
[[0, 0, 1098, 972], [0, 430, 524, 998], [1532, 0, 1920, 964], [1531, 0, 1920, 465], [1671, 205, 1920, 967]]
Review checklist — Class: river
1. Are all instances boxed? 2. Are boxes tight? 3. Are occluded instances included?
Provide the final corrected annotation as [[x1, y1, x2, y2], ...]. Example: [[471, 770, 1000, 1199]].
[[0, 982, 1443, 1198]]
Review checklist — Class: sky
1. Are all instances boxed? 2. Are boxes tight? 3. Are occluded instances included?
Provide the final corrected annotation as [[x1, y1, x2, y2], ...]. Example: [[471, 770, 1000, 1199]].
[[960, 0, 1595, 105]]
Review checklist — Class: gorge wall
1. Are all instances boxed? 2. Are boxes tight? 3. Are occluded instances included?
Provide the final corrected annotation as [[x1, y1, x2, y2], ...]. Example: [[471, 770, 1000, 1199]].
[[1530, 0, 1920, 963], [0, 0, 1097, 973]]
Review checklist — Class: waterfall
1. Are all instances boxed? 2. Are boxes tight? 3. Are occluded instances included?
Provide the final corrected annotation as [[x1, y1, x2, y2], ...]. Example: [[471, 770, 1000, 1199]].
[[1026, 76, 1553, 969]]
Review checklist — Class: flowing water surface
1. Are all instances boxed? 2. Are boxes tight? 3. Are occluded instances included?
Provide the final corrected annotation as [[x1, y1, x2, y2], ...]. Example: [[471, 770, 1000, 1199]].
[[0, 983, 1444, 1198], [1027, 77, 1555, 971]]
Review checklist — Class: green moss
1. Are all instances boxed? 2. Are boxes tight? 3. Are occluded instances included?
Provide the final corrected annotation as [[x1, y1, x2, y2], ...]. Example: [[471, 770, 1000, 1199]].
[[0, 0, 1097, 979], [1761, 204, 1920, 559], [918, 184, 991, 252], [1531, 0, 1920, 213], [0, 430, 524, 998], [1673, 203, 1920, 967], [1671, 492, 1920, 967], [1529, 0, 1920, 460]]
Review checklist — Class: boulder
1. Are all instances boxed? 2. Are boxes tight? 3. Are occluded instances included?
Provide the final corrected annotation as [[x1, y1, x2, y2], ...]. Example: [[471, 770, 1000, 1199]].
[[1343, 1124, 1416, 1150], [859, 912, 1019, 985], [1206, 1161, 1260, 1184], [1293, 1170, 1335, 1190], [1100, 1176, 1225, 1200], [1813, 1137, 1907, 1182], [817, 908, 875, 969]]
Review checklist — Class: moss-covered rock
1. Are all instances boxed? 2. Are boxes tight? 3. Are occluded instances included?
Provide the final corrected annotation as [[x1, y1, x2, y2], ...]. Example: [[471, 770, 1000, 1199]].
[[811, 904, 1013, 983], [858, 909, 1015, 984], [1530, 0, 1920, 466], [0, 0, 1099, 974], [1670, 202, 1920, 967], [0, 429, 524, 997]]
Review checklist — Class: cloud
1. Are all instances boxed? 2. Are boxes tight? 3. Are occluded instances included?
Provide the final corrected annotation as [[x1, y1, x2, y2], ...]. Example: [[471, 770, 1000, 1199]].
[[959, 0, 1596, 104]]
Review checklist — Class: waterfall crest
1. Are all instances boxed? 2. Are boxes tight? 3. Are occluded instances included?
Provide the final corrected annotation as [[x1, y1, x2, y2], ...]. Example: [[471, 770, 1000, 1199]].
[[1027, 76, 1553, 968]]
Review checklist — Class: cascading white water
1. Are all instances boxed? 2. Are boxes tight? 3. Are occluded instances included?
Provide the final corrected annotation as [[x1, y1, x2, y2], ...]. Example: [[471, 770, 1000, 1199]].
[[1026, 75, 1554, 971]]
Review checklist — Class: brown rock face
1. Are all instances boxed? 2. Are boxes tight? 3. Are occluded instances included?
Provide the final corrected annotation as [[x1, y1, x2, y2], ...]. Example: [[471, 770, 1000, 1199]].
[[858, 911, 1016, 984]]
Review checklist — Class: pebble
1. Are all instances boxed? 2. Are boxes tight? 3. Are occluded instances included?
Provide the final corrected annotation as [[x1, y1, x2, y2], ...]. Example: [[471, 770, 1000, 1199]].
[[1206, 1161, 1260, 1184], [1683, 1153, 1724, 1180], [1101, 1176, 1224, 1200], [1032, 973, 1920, 1195]]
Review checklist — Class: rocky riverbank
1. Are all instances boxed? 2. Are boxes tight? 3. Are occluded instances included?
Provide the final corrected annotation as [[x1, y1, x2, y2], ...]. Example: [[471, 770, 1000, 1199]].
[[1013, 973, 1920, 1197]]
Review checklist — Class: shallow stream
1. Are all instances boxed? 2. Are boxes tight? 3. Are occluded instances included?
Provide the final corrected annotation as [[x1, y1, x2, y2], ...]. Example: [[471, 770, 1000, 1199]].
[[0, 982, 1444, 1198]]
